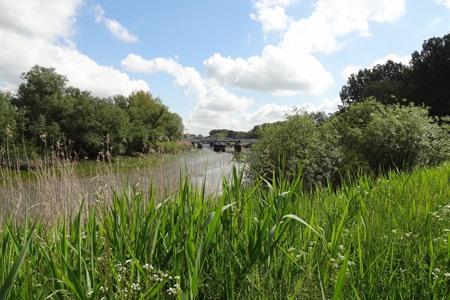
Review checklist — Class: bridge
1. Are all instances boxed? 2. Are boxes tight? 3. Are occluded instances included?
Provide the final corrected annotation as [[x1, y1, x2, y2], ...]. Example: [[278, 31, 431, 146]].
[[182, 137, 258, 152]]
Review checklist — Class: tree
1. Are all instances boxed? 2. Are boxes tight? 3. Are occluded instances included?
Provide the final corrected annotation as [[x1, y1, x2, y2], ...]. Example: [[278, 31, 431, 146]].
[[409, 33, 450, 117], [13, 66, 73, 145], [340, 33, 450, 117], [340, 60, 409, 107]]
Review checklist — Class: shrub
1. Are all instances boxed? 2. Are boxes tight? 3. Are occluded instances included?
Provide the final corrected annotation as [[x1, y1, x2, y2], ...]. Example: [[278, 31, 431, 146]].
[[249, 113, 342, 188], [332, 99, 450, 173]]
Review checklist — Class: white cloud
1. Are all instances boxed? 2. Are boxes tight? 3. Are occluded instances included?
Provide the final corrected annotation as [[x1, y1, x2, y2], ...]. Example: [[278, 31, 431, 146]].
[[94, 5, 138, 43], [204, 46, 333, 95], [341, 53, 410, 80], [436, 0, 450, 8], [243, 103, 291, 124], [122, 53, 267, 135], [0, 0, 148, 97], [341, 65, 362, 79], [250, 0, 300, 33], [206, 0, 406, 96], [300, 97, 341, 113], [121, 54, 252, 113], [281, 0, 407, 55], [372, 54, 410, 66], [0, 0, 82, 42]]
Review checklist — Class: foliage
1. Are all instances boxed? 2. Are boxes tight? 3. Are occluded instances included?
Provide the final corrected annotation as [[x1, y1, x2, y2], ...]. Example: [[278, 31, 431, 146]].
[[0, 164, 449, 298], [340, 33, 450, 117], [249, 113, 342, 187], [332, 99, 450, 173], [209, 129, 257, 139], [0, 92, 18, 147], [3, 66, 184, 159], [250, 99, 449, 186]]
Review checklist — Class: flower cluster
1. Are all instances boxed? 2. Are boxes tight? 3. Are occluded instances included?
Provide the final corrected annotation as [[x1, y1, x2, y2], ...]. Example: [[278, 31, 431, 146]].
[[98, 259, 181, 298]]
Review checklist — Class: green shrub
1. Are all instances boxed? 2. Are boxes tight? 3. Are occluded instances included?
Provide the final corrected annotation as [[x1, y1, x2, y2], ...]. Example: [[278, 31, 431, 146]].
[[249, 113, 342, 188], [332, 99, 450, 173], [249, 99, 449, 186]]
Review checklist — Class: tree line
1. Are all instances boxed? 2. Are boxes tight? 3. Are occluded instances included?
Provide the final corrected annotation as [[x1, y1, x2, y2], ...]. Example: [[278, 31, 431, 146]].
[[0, 66, 184, 160]]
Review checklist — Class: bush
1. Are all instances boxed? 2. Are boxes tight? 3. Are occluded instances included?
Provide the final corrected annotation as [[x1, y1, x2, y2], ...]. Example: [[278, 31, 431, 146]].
[[332, 99, 449, 173], [249, 99, 449, 187], [249, 113, 342, 188]]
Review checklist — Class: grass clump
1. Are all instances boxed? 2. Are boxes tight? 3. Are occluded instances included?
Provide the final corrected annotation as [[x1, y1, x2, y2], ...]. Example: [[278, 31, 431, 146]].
[[1, 164, 450, 299]]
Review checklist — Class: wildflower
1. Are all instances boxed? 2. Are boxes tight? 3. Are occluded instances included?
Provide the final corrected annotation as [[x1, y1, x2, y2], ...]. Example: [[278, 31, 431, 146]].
[[347, 260, 356, 267], [444, 273, 450, 277], [131, 282, 141, 291], [391, 229, 397, 234], [143, 263, 153, 271], [338, 244, 344, 251], [125, 259, 133, 265]]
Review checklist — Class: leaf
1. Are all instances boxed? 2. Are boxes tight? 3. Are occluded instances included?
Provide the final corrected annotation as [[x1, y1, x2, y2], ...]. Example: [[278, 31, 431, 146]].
[[0, 224, 35, 300], [282, 214, 323, 238]]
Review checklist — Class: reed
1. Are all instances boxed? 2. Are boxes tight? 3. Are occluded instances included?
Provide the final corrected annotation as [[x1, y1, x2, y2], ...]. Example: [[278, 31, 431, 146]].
[[0, 164, 449, 299]]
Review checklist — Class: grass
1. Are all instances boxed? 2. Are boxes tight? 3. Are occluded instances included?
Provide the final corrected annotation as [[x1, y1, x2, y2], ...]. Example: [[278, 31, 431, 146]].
[[0, 164, 449, 299]]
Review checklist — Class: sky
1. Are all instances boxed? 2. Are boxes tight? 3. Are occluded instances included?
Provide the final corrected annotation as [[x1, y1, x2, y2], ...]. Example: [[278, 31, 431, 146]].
[[0, 0, 449, 135]]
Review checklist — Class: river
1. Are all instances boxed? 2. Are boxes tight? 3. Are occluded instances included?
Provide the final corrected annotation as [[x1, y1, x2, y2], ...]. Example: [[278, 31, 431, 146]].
[[0, 148, 244, 222]]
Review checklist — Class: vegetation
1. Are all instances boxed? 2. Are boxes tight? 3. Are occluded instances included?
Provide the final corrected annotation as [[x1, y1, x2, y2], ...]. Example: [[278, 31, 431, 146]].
[[340, 33, 450, 118], [0, 66, 184, 161], [0, 164, 449, 299], [0, 32, 449, 299], [249, 100, 449, 187]]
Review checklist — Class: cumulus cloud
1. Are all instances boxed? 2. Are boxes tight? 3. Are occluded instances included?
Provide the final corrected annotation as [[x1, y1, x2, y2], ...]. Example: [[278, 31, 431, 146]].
[[0, 0, 81, 42], [204, 46, 333, 95], [243, 103, 291, 125], [206, 0, 406, 96], [0, 0, 148, 96], [122, 53, 262, 134], [436, 0, 450, 8], [94, 5, 138, 43], [250, 0, 300, 33], [341, 53, 410, 80], [281, 0, 407, 54], [121, 54, 252, 112]]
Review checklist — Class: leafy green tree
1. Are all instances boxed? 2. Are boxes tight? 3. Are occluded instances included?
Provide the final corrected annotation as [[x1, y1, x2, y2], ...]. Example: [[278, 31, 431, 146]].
[[409, 33, 450, 117], [340, 33, 450, 117], [13, 66, 73, 146], [340, 61, 409, 107]]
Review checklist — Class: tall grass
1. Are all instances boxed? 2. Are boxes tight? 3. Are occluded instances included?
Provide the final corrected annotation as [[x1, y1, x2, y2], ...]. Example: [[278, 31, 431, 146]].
[[0, 164, 449, 299]]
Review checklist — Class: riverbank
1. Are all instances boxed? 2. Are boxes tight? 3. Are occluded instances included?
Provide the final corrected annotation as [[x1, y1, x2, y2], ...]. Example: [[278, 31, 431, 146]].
[[0, 164, 449, 298]]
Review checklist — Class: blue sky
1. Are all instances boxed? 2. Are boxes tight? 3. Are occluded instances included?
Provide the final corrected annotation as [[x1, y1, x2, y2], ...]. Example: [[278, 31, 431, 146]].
[[1, 0, 449, 134]]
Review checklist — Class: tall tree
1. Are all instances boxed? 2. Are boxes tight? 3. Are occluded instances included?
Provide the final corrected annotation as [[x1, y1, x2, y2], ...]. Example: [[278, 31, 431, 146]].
[[340, 33, 450, 117]]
